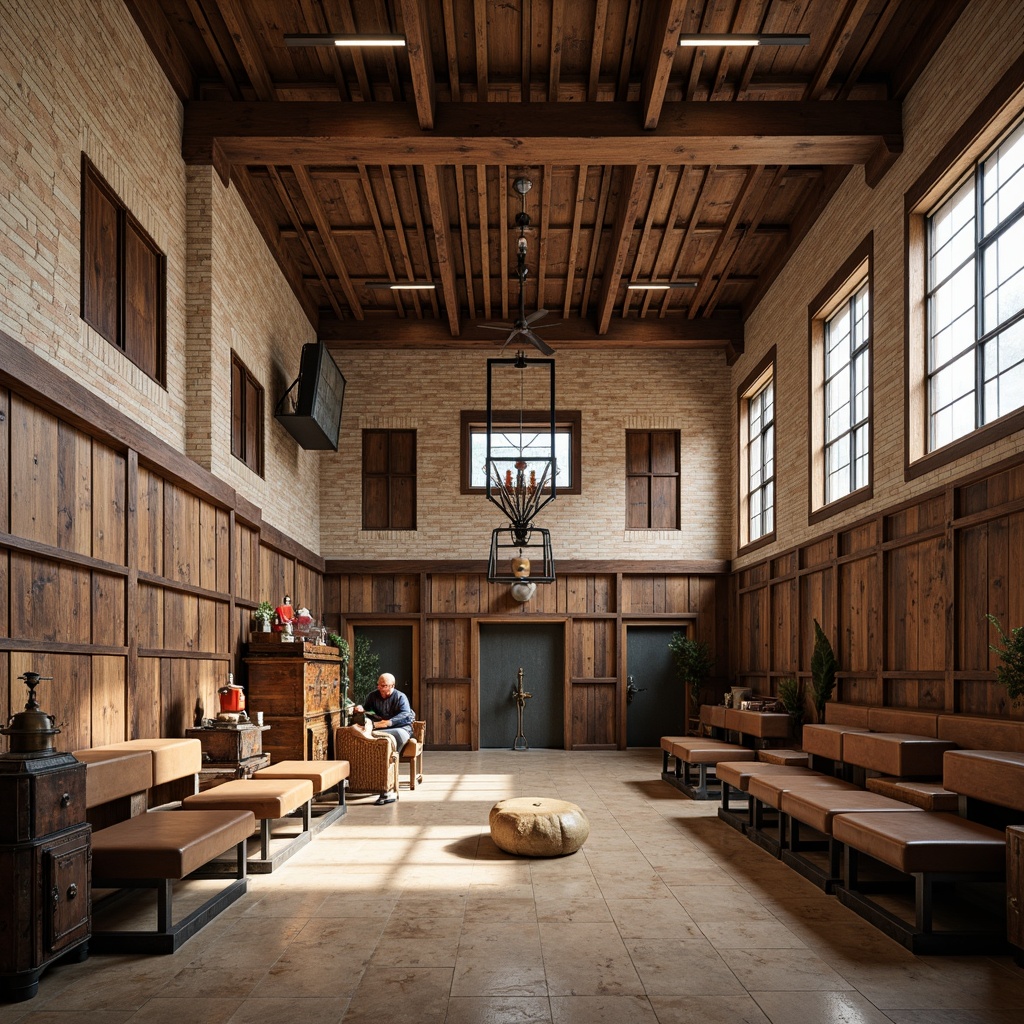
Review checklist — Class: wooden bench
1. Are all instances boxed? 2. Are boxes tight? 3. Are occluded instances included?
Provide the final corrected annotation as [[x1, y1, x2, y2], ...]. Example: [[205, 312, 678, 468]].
[[864, 777, 960, 811], [78, 740, 254, 954]]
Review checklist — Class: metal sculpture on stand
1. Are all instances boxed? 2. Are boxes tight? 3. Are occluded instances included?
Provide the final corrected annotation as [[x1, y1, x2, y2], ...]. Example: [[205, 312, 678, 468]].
[[512, 667, 532, 751]]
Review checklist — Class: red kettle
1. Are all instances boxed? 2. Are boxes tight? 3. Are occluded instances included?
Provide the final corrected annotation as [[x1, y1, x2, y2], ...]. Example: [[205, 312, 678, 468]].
[[217, 674, 246, 713]]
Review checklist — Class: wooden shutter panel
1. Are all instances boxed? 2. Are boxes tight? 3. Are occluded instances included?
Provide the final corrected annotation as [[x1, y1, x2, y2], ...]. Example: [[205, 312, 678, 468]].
[[82, 173, 119, 344], [124, 223, 160, 379]]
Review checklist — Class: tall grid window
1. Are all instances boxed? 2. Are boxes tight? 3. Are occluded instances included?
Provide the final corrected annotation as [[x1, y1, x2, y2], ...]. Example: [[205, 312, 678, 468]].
[[824, 281, 870, 503], [927, 115, 1024, 450], [230, 353, 264, 476], [747, 377, 774, 542]]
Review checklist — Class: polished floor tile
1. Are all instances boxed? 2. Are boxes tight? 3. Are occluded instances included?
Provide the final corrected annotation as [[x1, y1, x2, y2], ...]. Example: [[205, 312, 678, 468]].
[[8, 749, 1024, 1024]]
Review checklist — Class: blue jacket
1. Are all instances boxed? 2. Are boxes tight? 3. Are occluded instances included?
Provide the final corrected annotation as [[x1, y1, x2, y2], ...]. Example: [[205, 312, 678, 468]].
[[364, 688, 415, 728]]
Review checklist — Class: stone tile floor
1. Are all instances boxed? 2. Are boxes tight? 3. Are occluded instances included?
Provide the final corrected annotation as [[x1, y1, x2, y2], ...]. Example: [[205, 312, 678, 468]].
[[5, 748, 1024, 1023]]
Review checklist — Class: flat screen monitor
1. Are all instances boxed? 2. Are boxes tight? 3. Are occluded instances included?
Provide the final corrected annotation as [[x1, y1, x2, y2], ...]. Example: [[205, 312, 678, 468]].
[[275, 342, 346, 451]]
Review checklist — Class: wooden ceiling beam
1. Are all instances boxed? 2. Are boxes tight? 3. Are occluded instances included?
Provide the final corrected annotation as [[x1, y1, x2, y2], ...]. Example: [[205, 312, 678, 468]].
[[421, 165, 461, 336], [292, 165, 364, 317], [318, 310, 743, 348], [587, 0, 609, 102], [122, 0, 195, 102], [473, 0, 488, 101], [398, 0, 436, 128], [804, 0, 875, 102], [595, 163, 649, 335], [640, 0, 688, 130], [476, 166, 492, 321], [210, 0, 277, 100], [183, 100, 903, 167], [549, 0, 565, 101]]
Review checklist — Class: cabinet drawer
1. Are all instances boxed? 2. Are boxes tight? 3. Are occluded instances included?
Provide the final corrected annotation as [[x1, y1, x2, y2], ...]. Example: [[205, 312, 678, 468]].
[[44, 826, 91, 954], [0, 764, 86, 842]]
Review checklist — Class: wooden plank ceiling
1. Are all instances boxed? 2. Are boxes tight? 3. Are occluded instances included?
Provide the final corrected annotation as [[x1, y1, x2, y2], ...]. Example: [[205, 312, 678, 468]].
[[127, 0, 967, 359]]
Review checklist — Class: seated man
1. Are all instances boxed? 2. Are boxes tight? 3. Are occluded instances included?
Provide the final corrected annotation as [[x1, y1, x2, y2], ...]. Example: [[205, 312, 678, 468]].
[[355, 672, 415, 804]]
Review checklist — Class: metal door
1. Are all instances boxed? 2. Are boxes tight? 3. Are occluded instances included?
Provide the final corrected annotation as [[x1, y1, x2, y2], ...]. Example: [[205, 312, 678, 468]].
[[625, 626, 686, 747], [479, 623, 564, 748]]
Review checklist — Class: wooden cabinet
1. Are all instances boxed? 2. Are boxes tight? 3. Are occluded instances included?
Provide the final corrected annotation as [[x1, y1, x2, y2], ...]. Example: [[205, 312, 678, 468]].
[[0, 752, 91, 1002], [1009, 825, 1024, 965], [245, 642, 342, 763]]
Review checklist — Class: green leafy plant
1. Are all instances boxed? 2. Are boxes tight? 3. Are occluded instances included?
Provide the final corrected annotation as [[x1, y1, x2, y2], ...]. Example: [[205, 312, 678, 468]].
[[810, 619, 837, 722], [777, 676, 804, 726], [253, 601, 274, 625], [352, 634, 381, 708], [987, 614, 1024, 707], [327, 633, 351, 682], [668, 632, 713, 727]]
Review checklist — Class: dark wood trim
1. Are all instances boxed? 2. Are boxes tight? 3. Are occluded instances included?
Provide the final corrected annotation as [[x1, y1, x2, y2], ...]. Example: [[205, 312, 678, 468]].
[[136, 570, 234, 602], [905, 408, 1024, 482], [736, 346, 776, 556], [325, 558, 731, 574], [0, 531, 129, 576], [137, 649, 233, 661], [808, 486, 874, 527], [258, 520, 325, 572], [126, 448, 139, 738], [0, 640, 129, 655]]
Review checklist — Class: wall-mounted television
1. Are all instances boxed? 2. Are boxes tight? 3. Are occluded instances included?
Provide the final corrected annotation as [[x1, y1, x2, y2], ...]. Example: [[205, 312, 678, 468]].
[[274, 342, 346, 451]]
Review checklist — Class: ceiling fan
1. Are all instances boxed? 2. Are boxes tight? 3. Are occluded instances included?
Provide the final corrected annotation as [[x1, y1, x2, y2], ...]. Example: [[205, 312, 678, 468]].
[[478, 177, 558, 356]]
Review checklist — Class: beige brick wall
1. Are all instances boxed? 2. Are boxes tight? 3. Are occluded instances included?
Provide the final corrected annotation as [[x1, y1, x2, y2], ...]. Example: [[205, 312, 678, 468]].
[[1, 0, 320, 550], [1, 0, 188, 444], [318, 348, 733, 561], [731, 0, 1024, 569]]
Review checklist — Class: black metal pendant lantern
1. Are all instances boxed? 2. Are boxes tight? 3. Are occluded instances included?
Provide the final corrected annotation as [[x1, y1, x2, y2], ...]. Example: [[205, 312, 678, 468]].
[[484, 351, 557, 584]]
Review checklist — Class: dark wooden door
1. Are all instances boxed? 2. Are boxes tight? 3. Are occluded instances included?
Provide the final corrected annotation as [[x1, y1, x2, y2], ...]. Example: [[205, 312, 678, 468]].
[[626, 626, 685, 747], [353, 625, 415, 708], [479, 623, 564, 748]]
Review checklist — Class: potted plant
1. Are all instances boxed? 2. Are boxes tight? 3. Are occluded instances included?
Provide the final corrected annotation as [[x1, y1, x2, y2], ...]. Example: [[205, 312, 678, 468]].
[[352, 634, 381, 709], [777, 676, 805, 729], [253, 601, 274, 633], [668, 632, 713, 732], [810, 619, 837, 722], [987, 614, 1024, 707]]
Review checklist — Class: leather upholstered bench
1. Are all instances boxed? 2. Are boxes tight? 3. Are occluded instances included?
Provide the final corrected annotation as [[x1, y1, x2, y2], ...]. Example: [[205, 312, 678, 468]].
[[253, 759, 349, 832], [77, 743, 254, 954], [181, 777, 314, 872], [667, 737, 755, 800], [831, 810, 1007, 954], [714, 761, 819, 831]]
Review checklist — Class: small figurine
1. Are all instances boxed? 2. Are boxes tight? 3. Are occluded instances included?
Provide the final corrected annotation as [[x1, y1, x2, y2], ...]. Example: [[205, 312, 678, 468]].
[[273, 595, 294, 633]]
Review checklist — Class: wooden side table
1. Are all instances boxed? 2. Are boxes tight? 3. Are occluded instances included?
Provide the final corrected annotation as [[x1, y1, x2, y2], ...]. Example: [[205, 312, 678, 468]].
[[185, 725, 271, 791]]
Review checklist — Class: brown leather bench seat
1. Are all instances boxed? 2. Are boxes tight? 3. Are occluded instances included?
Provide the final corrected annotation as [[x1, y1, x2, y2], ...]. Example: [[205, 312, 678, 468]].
[[80, 744, 253, 954], [182, 777, 315, 872], [841, 732, 957, 778], [831, 810, 1007, 954], [801, 723, 870, 763], [666, 737, 755, 800], [779, 788, 924, 890], [864, 777, 960, 812], [943, 749, 1024, 812], [660, 734, 690, 774], [757, 748, 809, 766], [253, 759, 349, 832], [714, 762, 819, 830]]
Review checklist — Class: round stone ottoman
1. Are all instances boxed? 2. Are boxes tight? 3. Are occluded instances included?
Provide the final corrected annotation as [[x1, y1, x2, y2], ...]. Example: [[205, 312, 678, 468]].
[[488, 797, 590, 857]]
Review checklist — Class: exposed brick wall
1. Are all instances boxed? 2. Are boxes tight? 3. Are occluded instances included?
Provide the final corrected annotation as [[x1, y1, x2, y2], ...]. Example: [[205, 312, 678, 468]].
[[731, 0, 1024, 569], [1, 0, 319, 550], [318, 348, 733, 561]]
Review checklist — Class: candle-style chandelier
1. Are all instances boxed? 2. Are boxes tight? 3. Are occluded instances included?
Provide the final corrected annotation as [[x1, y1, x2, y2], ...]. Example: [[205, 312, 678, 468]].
[[484, 351, 556, 585], [483, 178, 557, 586]]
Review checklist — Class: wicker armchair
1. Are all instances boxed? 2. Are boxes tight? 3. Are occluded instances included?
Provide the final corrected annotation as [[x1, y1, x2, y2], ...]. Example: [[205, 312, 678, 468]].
[[399, 720, 426, 790], [336, 725, 399, 798]]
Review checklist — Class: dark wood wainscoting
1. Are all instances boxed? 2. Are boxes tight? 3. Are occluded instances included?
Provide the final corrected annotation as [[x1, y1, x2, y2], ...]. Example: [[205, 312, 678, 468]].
[[734, 453, 1024, 719], [325, 560, 730, 750], [0, 330, 323, 748]]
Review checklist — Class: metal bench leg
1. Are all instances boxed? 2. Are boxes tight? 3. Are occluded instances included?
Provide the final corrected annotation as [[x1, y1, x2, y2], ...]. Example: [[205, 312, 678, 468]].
[[916, 873, 933, 933], [157, 879, 172, 934], [261, 818, 271, 860]]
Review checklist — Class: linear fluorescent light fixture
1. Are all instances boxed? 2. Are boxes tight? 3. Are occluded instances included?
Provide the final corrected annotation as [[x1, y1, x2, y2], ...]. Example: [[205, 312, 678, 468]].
[[366, 281, 436, 291], [679, 34, 809, 47], [627, 281, 699, 291], [285, 34, 407, 47]]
